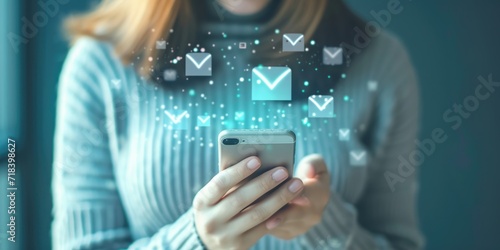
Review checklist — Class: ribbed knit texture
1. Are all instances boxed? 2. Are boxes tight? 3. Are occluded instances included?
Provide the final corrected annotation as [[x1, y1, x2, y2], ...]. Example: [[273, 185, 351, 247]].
[[51, 26, 424, 249]]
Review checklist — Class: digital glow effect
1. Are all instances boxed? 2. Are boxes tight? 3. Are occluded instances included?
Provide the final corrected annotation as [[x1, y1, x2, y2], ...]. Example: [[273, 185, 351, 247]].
[[282, 33, 305, 52], [252, 66, 292, 101], [308, 95, 334, 118], [148, 26, 349, 141]]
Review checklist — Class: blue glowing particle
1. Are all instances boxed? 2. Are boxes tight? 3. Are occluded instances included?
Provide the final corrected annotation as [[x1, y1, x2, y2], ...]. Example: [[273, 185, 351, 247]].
[[344, 95, 349, 101], [302, 104, 308, 112], [189, 89, 196, 96], [302, 117, 308, 125], [254, 39, 260, 45], [304, 81, 309, 86], [310, 40, 316, 45]]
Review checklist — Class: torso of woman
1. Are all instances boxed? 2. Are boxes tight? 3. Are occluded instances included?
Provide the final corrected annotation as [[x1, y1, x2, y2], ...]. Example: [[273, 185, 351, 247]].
[[52, 21, 422, 249]]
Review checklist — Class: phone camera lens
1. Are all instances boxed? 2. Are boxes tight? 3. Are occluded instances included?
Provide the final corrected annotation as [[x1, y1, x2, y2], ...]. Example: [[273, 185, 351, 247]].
[[223, 138, 239, 145]]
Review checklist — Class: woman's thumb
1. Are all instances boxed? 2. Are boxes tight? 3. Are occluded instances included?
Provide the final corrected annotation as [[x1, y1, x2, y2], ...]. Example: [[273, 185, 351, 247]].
[[296, 154, 328, 180]]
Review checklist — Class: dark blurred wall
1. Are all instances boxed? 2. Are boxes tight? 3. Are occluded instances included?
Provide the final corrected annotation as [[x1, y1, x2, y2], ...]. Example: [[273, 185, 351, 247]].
[[346, 1, 500, 249], [18, 1, 92, 250], [14, 0, 500, 249]]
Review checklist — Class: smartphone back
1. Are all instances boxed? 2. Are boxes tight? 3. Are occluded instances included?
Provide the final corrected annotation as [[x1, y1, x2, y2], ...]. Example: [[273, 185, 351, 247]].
[[218, 129, 296, 177]]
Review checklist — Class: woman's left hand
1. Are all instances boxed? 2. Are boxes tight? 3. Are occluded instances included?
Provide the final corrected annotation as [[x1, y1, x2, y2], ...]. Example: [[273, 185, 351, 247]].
[[265, 154, 331, 240]]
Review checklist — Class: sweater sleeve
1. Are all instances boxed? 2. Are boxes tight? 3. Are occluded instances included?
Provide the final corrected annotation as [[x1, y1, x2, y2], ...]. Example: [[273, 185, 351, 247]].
[[289, 35, 425, 250], [51, 38, 205, 250]]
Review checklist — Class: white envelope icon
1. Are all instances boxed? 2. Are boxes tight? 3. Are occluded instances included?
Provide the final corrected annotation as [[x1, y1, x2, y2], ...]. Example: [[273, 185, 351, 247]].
[[111, 79, 121, 88], [235, 111, 245, 121], [368, 80, 378, 91], [197, 115, 211, 127], [164, 110, 188, 124], [156, 40, 166, 49], [252, 68, 291, 90], [186, 53, 212, 76], [323, 47, 343, 65], [163, 69, 177, 81], [284, 34, 303, 46], [350, 150, 367, 166], [339, 129, 350, 141], [198, 116, 210, 124], [186, 54, 211, 69], [283, 33, 305, 52], [308, 95, 334, 118], [252, 67, 292, 101]]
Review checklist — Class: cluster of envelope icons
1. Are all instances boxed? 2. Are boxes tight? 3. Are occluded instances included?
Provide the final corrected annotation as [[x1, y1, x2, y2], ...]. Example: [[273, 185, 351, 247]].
[[157, 33, 344, 79], [156, 34, 366, 166], [157, 33, 341, 115]]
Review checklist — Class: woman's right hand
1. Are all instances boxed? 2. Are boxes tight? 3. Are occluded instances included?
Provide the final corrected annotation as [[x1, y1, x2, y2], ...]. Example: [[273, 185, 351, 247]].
[[193, 156, 304, 250]]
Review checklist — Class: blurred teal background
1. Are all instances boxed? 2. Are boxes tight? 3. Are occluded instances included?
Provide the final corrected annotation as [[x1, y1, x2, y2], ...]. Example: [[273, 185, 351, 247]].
[[1, 0, 499, 249]]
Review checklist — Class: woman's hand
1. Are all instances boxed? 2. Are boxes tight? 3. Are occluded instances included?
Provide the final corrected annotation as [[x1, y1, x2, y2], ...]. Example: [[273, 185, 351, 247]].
[[193, 156, 304, 250], [265, 154, 330, 240]]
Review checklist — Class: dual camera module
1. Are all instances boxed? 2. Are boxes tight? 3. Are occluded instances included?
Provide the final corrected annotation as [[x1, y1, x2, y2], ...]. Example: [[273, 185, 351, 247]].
[[222, 138, 246, 145]]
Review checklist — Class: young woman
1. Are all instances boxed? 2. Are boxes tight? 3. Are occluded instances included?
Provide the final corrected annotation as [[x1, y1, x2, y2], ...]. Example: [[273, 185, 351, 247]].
[[52, 0, 424, 249]]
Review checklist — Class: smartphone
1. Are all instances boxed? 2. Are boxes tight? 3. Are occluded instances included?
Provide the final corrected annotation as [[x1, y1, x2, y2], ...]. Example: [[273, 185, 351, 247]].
[[218, 129, 296, 178]]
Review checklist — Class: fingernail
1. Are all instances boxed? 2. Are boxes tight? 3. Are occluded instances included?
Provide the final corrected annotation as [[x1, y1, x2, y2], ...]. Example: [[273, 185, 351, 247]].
[[247, 158, 260, 170], [272, 169, 288, 182], [266, 218, 282, 230], [288, 180, 303, 193], [295, 196, 310, 206]]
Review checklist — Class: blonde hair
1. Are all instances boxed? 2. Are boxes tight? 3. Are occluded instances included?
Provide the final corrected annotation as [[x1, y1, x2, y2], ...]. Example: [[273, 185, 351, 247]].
[[65, 0, 327, 77]]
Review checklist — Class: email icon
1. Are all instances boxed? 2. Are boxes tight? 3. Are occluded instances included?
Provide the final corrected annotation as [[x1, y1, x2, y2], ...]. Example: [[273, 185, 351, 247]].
[[197, 115, 211, 127], [111, 79, 121, 89], [368, 80, 378, 91], [308, 95, 334, 118], [156, 40, 167, 49], [283, 33, 304, 52], [234, 111, 245, 121], [164, 110, 189, 130], [339, 129, 350, 141], [163, 69, 177, 81], [239, 42, 247, 49], [252, 66, 292, 101], [323, 47, 343, 65], [186, 53, 212, 76], [350, 150, 367, 166]]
